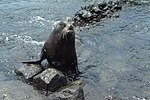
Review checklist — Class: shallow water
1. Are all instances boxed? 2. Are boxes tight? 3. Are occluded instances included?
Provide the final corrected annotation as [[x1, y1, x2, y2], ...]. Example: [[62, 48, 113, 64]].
[[0, 0, 150, 100]]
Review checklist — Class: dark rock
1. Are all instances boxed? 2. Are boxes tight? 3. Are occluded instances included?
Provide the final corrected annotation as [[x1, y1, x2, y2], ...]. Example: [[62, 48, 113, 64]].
[[73, 1, 123, 26], [99, 2, 108, 9], [114, 1, 120, 5], [33, 68, 67, 92], [112, 5, 122, 11], [91, 4, 104, 14], [108, 1, 113, 5], [119, 0, 143, 5], [119, 0, 129, 4], [84, 5, 93, 11], [15, 64, 42, 80], [104, 10, 113, 18], [48, 80, 85, 100], [78, 10, 92, 19], [74, 0, 150, 27]]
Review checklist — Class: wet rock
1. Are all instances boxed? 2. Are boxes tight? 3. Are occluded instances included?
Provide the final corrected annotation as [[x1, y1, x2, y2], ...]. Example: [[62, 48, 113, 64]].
[[78, 10, 92, 19], [119, 0, 149, 5], [74, 1, 122, 26], [92, 4, 104, 14], [15, 64, 42, 81], [33, 68, 67, 92], [48, 80, 85, 100], [0, 80, 47, 100], [119, 0, 128, 4], [99, 2, 108, 10], [112, 4, 122, 11], [73, 0, 149, 27], [74, 9, 93, 25]]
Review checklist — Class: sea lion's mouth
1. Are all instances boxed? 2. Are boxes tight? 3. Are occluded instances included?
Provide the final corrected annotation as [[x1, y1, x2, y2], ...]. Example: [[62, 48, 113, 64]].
[[63, 24, 74, 36], [66, 25, 74, 33], [62, 29, 74, 43], [66, 29, 74, 33], [68, 25, 73, 30]]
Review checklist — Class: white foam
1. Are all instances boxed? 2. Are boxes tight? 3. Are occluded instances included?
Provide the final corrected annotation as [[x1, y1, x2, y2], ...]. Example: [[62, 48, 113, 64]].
[[27, 16, 46, 25], [5, 37, 9, 41], [32, 16, 45, 21], [5, 34, 44, 46], [24, 40, 44, 46], [22, 35, 44, 46]]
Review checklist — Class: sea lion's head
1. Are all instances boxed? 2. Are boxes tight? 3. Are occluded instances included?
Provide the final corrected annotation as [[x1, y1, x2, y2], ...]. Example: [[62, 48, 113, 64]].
[[61, 17, 75, 42]]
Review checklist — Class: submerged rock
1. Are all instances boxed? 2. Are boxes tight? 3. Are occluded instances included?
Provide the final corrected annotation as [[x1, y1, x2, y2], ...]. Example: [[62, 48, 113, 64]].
[[33, 68, 67, 92]]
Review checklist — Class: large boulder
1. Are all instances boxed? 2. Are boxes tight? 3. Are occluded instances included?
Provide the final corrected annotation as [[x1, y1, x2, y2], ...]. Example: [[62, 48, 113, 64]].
[[15, 64, 85, 100], [33, 68, 67, 92], [15, 64, 42, 81], [48, 80, 85, 100]]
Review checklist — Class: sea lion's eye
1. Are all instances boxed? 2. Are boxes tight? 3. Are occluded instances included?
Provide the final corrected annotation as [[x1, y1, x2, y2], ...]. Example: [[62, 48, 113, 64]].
[[59, 22, 66, 27]]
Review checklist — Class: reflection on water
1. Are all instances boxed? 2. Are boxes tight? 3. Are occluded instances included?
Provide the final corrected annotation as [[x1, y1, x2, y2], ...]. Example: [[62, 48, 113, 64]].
[[0, 0, 150, 100]]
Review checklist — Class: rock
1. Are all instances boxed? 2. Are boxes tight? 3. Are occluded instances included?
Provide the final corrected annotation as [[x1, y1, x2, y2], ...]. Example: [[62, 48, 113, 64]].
[[91, 5, 104, 14], [99, 2, 108, 9], [0, 80, 47, 100], [33, 68, 67, 92], [112, 4, 122, 11], [48, 80, 85, 100], [74, 0, 150, 27], [73, 1, 123, 26], [15, 64, 42, 81]]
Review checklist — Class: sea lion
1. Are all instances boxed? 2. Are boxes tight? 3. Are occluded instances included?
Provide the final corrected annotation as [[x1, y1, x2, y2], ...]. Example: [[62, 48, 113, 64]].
[[22, 17, 80, 76]]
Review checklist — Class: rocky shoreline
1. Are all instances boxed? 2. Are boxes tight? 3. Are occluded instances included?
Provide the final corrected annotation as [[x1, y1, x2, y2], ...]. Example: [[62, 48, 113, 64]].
[[73, 0, 150, 26]]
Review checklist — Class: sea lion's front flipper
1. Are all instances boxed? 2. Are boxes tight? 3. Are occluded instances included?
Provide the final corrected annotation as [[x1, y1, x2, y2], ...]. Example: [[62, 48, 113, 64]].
[[22, 48, 48, 64], [22, 60, 41, 65], [22, 60, 45, 70]]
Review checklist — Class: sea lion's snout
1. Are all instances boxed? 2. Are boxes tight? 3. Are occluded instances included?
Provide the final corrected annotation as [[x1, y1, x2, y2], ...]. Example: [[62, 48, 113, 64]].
[[61, 19, 75, 40], [65, 17, 74, 32], [61, 25, 74, 43], [68, 24, 73, 30], [66, 24, 74, 33]]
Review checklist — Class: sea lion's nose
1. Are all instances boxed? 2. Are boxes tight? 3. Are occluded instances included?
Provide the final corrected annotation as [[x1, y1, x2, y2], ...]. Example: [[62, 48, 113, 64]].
[[68, 25, 74, 30]]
